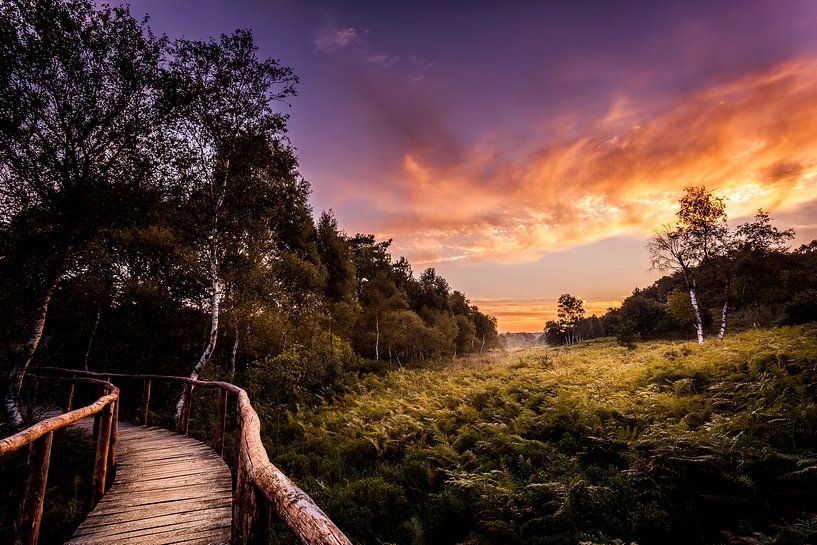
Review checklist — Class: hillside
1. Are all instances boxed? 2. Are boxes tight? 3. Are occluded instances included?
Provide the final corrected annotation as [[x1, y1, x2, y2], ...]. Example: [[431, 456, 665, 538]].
[[258, 325, 817, 545]]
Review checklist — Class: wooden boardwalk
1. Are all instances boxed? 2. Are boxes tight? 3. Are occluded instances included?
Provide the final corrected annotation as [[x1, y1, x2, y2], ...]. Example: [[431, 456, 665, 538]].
[[65, 422, 232, 545]]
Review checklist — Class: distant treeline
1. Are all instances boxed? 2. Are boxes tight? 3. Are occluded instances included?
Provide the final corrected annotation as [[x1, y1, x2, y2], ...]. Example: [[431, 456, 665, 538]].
[[0, 0, 498, 426], [544, 188, 817, 347]]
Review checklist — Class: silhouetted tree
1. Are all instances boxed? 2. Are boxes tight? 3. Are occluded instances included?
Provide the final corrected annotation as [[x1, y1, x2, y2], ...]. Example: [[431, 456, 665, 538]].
[[0, 0, 163, 427]]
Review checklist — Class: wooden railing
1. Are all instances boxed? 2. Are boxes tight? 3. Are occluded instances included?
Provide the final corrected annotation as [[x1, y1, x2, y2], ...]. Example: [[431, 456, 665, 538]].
[[0, 375, 120, 545], [31, 367, 353, 545]]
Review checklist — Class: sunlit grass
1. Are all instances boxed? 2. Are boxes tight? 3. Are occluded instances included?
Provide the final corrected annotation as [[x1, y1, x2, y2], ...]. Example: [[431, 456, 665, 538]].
[[260, 325, 817, 545]]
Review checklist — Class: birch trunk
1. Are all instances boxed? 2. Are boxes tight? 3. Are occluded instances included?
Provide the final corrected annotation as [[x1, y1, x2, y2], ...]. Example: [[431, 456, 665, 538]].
[[175, 234, 221, 417], [175, 158, 230, 417], [229, 326, 239, 379], [688, 284, 705, 345], [3, 282, 57, 429], [718, 277, 730, 341], [718, 300, 729, 340], [374, 315, 380, 361]]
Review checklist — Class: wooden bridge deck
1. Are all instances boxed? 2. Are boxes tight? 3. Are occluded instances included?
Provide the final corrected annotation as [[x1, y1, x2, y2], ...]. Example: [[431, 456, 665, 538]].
[[65, 422, 232, 545]]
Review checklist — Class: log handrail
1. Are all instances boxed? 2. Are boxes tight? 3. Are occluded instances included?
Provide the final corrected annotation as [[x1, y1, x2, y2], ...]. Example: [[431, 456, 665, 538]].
[[34, 366, 353, 545], [0, 375, 119, 545], [0, 377, 117, 455]]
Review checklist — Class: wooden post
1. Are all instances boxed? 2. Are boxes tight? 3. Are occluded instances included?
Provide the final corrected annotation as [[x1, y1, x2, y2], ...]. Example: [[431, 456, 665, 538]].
[[107, 399, 119, 471], [92, 411, 100, 440], [63, 383, 75, 413], [141, 378, 151, 426], [90, 400, 114, 508], [57, 383, 76, 441], [232, 405, 244, 541], [214, 389, 228, 456], [14, 431, 53, 545], [251, 489, 273, 545], [179, 383, 193, 436]]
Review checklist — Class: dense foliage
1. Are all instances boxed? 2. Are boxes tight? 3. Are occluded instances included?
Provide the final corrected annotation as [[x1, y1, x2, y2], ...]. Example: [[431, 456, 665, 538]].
[[544, 192, 816, 347], [0, 0, 498, 429], [260, 326, 817, 545]]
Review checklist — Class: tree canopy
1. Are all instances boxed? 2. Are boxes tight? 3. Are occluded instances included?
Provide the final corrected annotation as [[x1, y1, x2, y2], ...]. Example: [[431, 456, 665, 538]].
[[0, 0, 499, 429]]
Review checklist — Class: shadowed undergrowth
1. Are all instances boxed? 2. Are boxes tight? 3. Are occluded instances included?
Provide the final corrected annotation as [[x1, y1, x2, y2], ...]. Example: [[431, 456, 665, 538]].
[[0, 430, 95, 545]]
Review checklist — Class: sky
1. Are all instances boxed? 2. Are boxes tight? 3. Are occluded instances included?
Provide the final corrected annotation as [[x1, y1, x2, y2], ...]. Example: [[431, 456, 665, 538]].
[[121, 0, 817, 331]]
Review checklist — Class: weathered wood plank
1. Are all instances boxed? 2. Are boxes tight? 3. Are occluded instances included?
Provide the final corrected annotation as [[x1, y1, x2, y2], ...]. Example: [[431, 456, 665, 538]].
[[91, 487, 232, 512], [114, 474, 233, 492], [65, 421, 232, 545], [67, 523, 230, 545], [79, 498, 231, 527], [73, 505, 230, 537]]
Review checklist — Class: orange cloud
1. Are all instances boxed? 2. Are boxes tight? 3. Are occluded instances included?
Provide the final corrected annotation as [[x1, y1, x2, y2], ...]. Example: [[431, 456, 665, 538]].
[[372, 58, 817, 264], [474, 298, 623, 333]]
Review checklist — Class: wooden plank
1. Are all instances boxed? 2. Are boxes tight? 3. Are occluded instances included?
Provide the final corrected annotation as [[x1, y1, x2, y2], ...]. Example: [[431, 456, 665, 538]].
[[80, 497, 231, 526], [114, 466, 226, 484], [119, 445, 216, 458], [118, 440, 210, 453], [67, 522, 230, 545], [91, 487, 232, 512], [66, 422, 233, 545], [72, 504, 230, 537], [114, 471, 233, 488]]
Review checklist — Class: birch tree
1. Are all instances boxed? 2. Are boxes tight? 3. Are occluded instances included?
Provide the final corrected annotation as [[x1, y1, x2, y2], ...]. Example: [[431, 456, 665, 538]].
[[677, 187, 729, 340], [649, 226, 707, 343], [160, 30, 296, 415], [0, 0, 162, 427], [648, 187, 727, 344]]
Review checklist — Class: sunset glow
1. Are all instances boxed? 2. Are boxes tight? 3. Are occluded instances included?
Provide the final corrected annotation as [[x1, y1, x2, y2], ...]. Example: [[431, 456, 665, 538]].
[[126, 0, 817, 331]]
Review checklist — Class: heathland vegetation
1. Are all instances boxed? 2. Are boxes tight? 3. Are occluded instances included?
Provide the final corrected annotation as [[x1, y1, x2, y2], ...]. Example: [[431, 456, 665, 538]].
[[260, 326, 817, 545], [1, 2, 816, 545]]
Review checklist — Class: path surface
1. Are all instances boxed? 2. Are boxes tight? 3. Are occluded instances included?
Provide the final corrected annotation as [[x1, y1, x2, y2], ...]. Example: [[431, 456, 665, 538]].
[[65, 422, 232, 545]]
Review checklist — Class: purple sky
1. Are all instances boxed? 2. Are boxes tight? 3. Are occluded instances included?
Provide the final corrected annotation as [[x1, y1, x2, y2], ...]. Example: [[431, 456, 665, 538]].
[[122, 0, 817, 331]]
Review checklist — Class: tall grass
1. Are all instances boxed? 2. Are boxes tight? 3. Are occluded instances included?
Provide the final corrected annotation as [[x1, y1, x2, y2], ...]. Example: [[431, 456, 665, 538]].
[[257, 325, 817, 545]]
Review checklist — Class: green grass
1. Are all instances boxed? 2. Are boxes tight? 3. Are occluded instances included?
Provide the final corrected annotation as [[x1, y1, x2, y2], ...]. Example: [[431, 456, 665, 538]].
[[258, 325, 817, 545]]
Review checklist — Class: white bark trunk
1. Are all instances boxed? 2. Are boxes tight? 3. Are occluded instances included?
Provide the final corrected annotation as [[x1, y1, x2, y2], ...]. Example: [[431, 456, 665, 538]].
[[4, 283, 56, 429], [718, 300, 728, 341], [175, 157, 230, 417], [480, 334, 486, 354], [688, 285, 705, 345], [229, 326, 239, 379], [176, 238, 221, 417], [375, 315, 380, 361]]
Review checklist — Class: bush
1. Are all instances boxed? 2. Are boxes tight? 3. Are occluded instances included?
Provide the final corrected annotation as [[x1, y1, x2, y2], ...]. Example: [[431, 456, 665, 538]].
[[616, 320, 640, 350], [249, 332, 358, 405], [782, 289, 817, 325]]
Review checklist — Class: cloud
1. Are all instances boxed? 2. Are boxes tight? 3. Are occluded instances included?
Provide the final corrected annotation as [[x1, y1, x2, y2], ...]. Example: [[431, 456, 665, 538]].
[[312, 27, 364, 52], [354, 58, 817, 264], [366, 53, 400, 68], [312, 24, 431, 79]]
